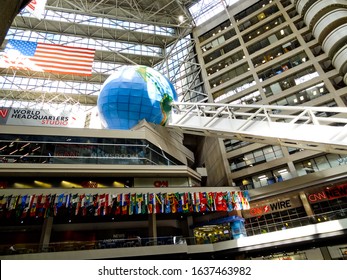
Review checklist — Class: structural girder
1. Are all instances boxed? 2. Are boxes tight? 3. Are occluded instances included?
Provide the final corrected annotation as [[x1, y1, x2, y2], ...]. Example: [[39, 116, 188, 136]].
[[0, 89, 97, 107], [11, 15, 180, 48], [168, 102, 347, 154], [46, 0, 194, 28]]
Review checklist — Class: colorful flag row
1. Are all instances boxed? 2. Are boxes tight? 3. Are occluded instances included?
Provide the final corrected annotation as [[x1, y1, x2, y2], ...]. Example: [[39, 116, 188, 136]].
[[0, 191, 250, 219]]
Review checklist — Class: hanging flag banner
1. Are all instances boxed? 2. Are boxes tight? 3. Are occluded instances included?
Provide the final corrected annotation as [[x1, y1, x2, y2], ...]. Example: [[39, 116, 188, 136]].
[[0, 190, 251, 220], [25, 0, 47, 20], [0, 39, 95, 76]]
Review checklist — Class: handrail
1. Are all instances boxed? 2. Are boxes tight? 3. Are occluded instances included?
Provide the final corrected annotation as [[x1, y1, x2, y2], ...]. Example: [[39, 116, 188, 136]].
[[168, 102, 347, 154], [1, 209, 346, 256]]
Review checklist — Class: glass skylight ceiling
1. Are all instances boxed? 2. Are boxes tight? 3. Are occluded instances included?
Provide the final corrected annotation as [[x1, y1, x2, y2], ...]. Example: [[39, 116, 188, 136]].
[[189, 0, 240, 26]]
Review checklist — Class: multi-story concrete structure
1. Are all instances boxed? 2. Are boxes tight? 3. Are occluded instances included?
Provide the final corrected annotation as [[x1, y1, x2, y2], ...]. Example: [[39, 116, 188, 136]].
[[1, 0, 347, 260], [194, 0, 347, 189]]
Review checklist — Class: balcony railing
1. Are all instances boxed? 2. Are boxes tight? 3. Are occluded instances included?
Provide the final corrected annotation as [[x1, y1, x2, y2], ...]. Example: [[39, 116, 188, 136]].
[[1, 209, 346, 256]]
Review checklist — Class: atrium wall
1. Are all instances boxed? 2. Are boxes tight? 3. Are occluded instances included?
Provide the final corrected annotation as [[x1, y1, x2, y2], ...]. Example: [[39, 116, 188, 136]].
[[1, 0, 347, 260], [193, 0, 347, 191]]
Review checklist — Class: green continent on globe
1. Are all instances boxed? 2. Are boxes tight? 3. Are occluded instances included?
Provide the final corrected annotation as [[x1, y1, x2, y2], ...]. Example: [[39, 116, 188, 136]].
[[136, 66, 148, 82], [136, 66, 173, 125], [160, 93, 174, 125]]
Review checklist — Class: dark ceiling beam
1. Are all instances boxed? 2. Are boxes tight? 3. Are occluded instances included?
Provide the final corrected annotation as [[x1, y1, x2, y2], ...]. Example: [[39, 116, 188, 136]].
[[0, 0, 31, 46]]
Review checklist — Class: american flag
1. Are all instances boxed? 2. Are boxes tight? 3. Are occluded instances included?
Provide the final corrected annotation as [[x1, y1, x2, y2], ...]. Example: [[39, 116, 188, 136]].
[[0, 39, 95, 76]]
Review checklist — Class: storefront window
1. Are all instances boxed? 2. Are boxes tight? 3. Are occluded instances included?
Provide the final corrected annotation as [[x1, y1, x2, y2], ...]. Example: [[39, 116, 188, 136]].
[[0, 134, 183, 165], [244, 206, 307, 236], [309, 183, 347, 216], [194, 224, 231, 244]]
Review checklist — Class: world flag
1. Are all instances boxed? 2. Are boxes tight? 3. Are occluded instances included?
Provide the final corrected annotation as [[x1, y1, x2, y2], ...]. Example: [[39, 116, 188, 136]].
[[0, 190, 251, 219], [0, 39, 95, 76]]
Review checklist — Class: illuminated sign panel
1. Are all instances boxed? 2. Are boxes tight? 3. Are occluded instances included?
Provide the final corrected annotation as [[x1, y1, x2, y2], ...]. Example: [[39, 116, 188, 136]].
[[134, 177, 189, 188], [243, 196, 301, 218], [0, 107, 85, 128], [307, 183, 347, 203]]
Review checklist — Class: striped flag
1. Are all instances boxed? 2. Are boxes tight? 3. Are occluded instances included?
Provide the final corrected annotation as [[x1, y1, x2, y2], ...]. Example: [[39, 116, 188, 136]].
[[147, 193, 155, 214], [0, 39, 95, 76]]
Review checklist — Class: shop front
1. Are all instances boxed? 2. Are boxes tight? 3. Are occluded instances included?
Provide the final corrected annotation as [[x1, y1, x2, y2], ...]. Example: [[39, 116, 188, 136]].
[[242, 195, 306, 236], [193, 215, 246, 244], [306, 182, 347, 220]]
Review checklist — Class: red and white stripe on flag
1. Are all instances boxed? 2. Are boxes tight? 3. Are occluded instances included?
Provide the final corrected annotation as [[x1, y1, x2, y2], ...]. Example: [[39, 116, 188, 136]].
[[0, 39, 95, 76]]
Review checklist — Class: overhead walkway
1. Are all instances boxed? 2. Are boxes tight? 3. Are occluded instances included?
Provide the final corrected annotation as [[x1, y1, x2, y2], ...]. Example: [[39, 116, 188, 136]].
[[168, 102, 347, 155]]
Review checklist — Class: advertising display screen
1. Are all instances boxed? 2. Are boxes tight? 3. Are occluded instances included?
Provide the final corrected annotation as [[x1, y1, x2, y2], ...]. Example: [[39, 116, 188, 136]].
[[0, 107, 86, 128]]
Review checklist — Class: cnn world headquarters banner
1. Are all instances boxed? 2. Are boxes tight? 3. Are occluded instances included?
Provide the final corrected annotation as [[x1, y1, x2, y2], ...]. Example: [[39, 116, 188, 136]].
[[0, 107, 86, 128]]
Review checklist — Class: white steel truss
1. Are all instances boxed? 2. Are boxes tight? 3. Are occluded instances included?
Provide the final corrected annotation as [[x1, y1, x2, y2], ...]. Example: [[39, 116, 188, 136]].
[[1, 0, 208, 111], [168, 102, 347, 154]]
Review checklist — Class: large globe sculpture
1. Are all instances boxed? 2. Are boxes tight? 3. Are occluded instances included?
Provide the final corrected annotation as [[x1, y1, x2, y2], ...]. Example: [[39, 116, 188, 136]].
[[97, 65, 178, 130]]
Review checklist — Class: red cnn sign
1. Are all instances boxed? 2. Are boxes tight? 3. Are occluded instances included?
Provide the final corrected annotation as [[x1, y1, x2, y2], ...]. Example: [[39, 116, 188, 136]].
[[154, 181, 169, 188]]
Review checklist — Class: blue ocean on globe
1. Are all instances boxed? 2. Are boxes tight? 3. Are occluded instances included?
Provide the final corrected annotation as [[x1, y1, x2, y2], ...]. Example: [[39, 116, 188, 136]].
[[97, 65, 178, 130]]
